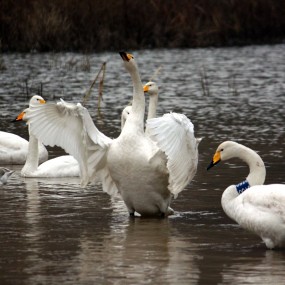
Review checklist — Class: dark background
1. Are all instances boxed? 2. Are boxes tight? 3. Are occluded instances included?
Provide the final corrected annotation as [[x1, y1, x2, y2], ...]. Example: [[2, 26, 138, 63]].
[[1, 0, 285, 52]]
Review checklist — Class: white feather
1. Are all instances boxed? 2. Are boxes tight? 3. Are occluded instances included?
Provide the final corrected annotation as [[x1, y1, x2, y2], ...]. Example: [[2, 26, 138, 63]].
[[26, 100, 113, 188], [147, 112, 199, 197]]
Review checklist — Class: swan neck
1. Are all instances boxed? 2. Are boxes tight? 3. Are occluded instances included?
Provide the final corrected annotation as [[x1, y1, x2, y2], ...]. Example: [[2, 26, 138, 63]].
[[125, 63, 145, 131], [131, 70, 144, 111], [147, 93, 158, 120], [238, 145, 266, 186], [220, 145, 266, 218], [22, 132, 39, 173], [221, 185, 238, 220]]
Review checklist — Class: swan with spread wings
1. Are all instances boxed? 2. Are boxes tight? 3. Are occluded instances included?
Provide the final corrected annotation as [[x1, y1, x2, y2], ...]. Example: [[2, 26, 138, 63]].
[[25, 52, 200, 217]]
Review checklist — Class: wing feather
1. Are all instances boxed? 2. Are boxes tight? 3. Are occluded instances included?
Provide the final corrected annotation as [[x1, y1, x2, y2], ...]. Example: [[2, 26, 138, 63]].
[[241, 185, 285, 222], [26, 99, 117, 194], [147, 112, 200, 197]]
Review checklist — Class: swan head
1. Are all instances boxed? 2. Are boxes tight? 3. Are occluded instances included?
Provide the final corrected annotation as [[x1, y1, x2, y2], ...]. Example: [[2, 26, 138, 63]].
[[119, 51, 133, 62], [119, 51, 138, 72], [143, 81, 158, 96], [29, 95, 46, 107], [121, 105, 132, 130], [13, 95, 46, 122], [207, 141, 241, 170]]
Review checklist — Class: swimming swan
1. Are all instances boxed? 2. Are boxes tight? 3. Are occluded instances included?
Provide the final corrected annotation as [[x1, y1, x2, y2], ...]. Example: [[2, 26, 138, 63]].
[[25, 52, 199, 217], [16, 96, 80, 178], [207, 141, 285, 249], [0, 131, 48, 164]]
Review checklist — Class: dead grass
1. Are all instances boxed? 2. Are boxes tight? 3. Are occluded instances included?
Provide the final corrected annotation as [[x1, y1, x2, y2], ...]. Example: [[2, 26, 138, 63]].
[[1, 0, 285, 52]]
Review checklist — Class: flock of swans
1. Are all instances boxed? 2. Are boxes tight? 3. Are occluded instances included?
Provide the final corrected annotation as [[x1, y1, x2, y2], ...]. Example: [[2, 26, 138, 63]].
[[1, 52, 285, 249]]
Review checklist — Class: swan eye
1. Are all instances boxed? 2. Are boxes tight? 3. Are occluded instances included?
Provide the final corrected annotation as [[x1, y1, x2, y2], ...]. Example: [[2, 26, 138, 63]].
[[220, 148, 224, 152]]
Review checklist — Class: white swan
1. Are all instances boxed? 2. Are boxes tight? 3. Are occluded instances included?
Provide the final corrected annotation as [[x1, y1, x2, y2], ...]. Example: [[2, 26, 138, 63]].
[[25, 52, 200, 217], [16, 96, 80, 178], [0, 95, 48, 165], [128, 80, 201, 193], [207, 141, 285, 249], [0, 167, 14, 185], [0, 131, 48, 164], [22, 133, 79, 178]]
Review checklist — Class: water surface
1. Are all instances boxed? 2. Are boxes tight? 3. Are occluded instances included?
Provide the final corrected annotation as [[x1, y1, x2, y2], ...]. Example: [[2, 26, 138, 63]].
[[0, 45, 285, 284]]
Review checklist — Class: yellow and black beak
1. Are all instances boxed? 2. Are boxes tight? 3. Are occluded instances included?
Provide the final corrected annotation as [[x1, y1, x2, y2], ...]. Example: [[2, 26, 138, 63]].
[[12, 111, 25, 122], [143, 85, 149, 93], [207, 151, 221, 170], [119, 51, 133, 62]]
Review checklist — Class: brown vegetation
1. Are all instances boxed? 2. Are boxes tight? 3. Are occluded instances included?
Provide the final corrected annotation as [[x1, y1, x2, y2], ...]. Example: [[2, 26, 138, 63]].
[[1, 0, 285, 52]]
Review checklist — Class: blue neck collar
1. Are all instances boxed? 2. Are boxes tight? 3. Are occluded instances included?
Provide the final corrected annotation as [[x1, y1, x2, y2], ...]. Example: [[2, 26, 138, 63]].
[[236, 180, 250, 194]]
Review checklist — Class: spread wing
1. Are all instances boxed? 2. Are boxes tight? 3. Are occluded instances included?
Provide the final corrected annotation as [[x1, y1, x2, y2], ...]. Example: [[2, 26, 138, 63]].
[[25, 99, 117, 193], [147, 112, 200, 197]]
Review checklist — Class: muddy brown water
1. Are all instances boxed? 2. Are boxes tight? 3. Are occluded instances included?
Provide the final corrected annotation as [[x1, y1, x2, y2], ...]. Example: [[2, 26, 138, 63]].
[[0, 45, 285, 284]]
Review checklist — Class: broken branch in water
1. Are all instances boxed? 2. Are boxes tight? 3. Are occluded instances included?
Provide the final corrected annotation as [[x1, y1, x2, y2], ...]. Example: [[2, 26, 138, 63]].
[[82, 61, 107, 111]]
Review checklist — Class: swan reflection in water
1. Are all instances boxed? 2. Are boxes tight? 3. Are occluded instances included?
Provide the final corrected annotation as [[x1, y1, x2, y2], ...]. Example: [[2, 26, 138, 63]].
[[76, 205, 199, 284], [2, 169, 284, 285]]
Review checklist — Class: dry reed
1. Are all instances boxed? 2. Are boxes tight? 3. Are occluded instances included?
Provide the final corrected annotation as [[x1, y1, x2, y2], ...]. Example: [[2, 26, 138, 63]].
[[1, 0, 285, 52]]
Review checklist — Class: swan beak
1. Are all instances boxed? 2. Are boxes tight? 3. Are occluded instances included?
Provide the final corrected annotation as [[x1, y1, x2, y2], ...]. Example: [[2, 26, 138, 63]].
[[207, 151, 221, 170], [12, 111, 25, 122], [143, 85, 149, 92], [119, 51, 133, 62], [39, 99, 46, 104]]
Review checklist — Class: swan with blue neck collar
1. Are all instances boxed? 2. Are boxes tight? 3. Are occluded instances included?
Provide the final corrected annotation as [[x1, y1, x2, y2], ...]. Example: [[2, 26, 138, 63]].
[[207, 141, 285, 249]]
